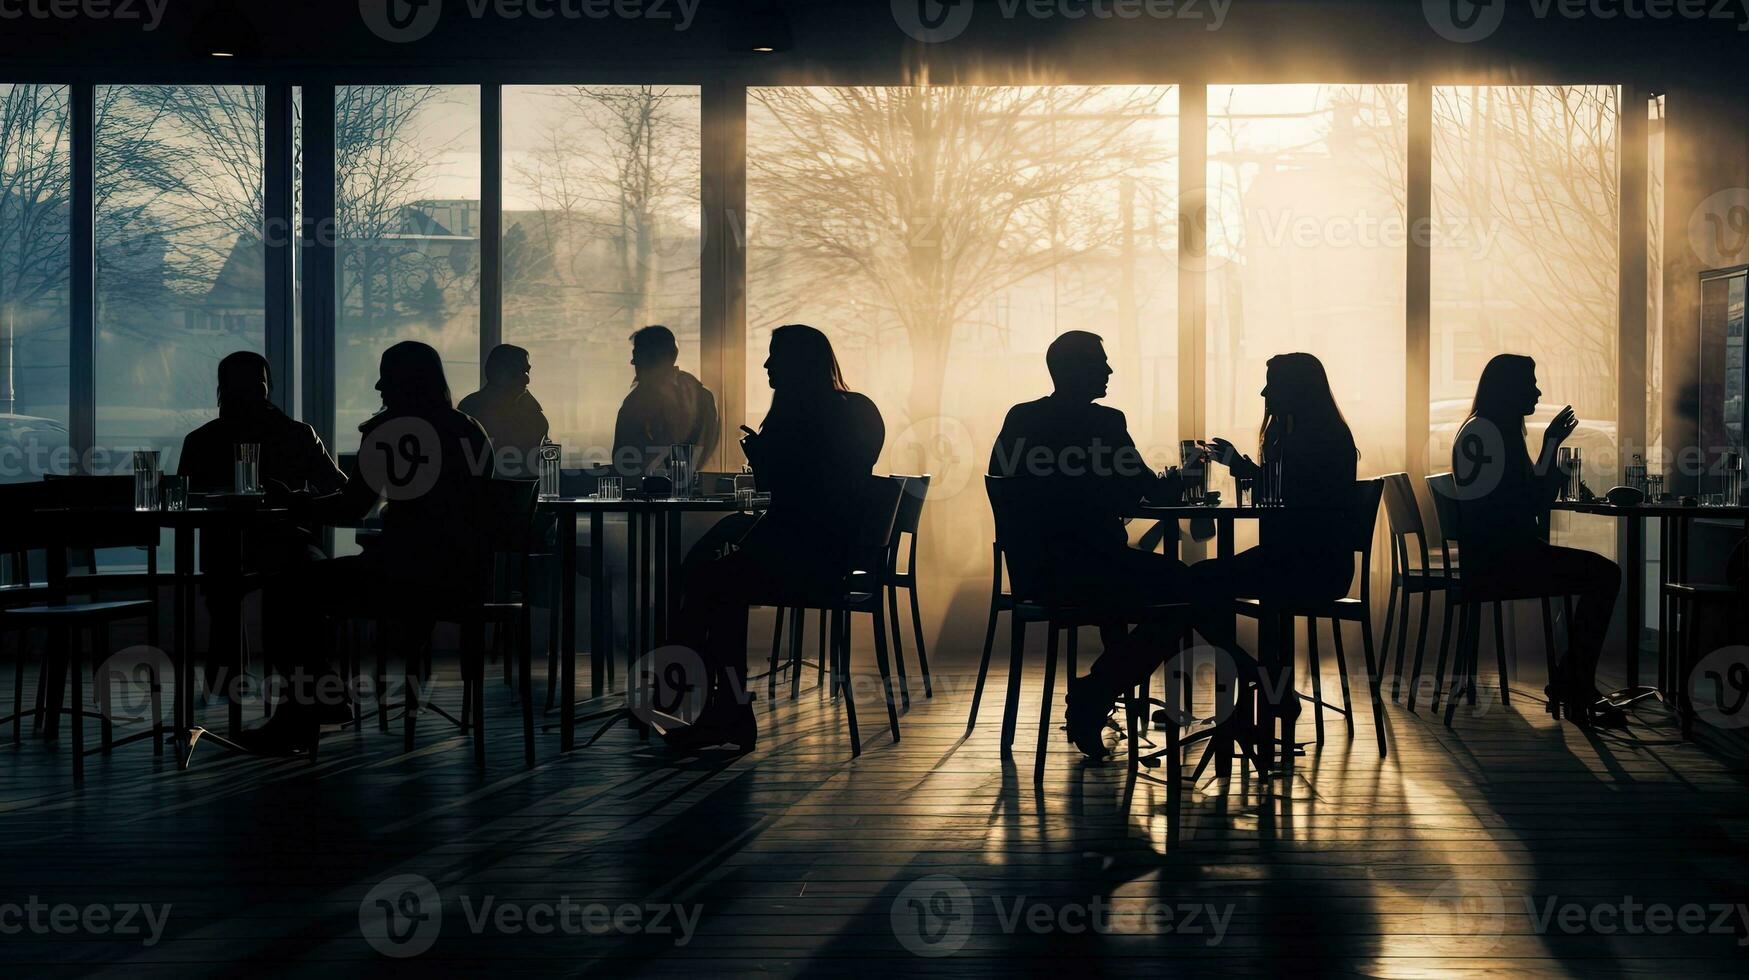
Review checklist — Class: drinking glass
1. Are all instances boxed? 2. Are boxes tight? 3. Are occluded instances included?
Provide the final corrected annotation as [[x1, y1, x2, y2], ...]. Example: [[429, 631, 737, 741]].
[[160, 474, 188, 512], [667, 444, 695, 499], [1646, 473, 1664, 502], [1179, 440, 1206, 504], [234, 442, 262, 494], [735, 487, 757, 510], [132, 450, 161, 512], [1259, 459, 1284, 507], [1705, 493, 1726, 507], [597, 476, 623, 501], [1727, 452, 1744, 505], [538, 442, 561, 500]]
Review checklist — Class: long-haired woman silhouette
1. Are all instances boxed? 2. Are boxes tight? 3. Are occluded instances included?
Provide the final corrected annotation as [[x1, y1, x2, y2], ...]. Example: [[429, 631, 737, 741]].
[[1454, 353, 1620, 724], [667, 325, 884, 752]]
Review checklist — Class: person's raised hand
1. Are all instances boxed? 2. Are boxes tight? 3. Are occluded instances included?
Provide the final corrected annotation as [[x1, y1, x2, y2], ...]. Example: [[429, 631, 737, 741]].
[[1543, 406, 1579, 449]]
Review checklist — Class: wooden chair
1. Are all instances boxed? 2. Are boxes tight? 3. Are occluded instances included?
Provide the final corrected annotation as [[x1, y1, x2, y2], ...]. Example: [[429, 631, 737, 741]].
[[1233, 478, 1390, 758], [1379, 472, 1457, 711], [878, 473, 933, 707], [1425, 473, 1566, 726], [965, 539, 1014, 735]]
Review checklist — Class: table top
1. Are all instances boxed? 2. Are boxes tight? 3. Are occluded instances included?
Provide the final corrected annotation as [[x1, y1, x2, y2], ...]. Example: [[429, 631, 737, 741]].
[[538, 495, 769, 513], [31, 505, 294, 526], [1553, 500, 1749, 520], [1125, 501, 1342, 518]]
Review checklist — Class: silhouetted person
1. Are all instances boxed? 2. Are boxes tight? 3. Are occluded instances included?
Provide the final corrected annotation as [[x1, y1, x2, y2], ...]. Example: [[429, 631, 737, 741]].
[[612, 325, 719, 479], [667, 325, 883, 751], [458, 343, 548, 479], [1455, 353, 1619, 724], [990, 331, 1187, 602], [1068, 352, 1360, 758], [239, 341, 495, 754], [179, 351, 345, 498]]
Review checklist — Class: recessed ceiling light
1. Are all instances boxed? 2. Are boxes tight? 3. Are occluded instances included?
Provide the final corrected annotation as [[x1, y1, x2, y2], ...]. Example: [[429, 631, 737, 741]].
[[211, 51, 235, 57], [752, 45, 775, 52]]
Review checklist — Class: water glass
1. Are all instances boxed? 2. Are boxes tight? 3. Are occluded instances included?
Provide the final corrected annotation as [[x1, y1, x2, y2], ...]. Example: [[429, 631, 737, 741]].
[[1258, 459, 1284, 507], [597, 476, 623, 501], [1623, 454, 1645, 495], [1705, 493, 1726, 507], [234, 442, 262, 494], [161, 474, 188, 512], [1179, 440, 1207, 503], [131, 450, 161, 511], [1646, 473, 1665, 502], [538, 442, 561, 500], [667, 444, 695, 499], [734, 487, 757, 510], [1727, 452, 1744, 505]]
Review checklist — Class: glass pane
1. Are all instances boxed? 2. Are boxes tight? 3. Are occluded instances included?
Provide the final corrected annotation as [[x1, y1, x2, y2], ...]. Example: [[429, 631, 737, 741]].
[[747, 84, 1179, 581], [502, 84, 702, 463], [0, 83, 71, 482], [1432, 85, 1618, 554], [95, 84, 265, 475], [1206, 84, 1408, 507], [335, 85, 480, 436], [1648, 94, 1664, 464]]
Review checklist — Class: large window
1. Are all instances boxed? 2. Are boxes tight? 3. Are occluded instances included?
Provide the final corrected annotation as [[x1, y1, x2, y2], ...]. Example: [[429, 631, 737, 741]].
[[502, 85, 701, 462], [0, 83, 71, 482], [93, 85, 266, 474], [747, 85, 1179, 578], [1206, 85, 1408, 495], [334, 85, 480, 436]]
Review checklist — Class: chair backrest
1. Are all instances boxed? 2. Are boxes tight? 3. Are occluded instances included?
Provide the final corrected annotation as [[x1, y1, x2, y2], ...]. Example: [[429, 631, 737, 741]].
[[985, 474, 1081, 602], [464, 475, 539, 602], [850, 476, 907, 577], [40, 474, 156, 552], [1425, 472, 1462, 547], [1345, 478, 1386, 556], [1381, 472, 1424, 537], [888, 473, 931, 544]]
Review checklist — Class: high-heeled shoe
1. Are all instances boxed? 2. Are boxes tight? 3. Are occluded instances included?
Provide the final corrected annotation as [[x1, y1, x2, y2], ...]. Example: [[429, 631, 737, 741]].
[[1065, 675, 1113, 762]]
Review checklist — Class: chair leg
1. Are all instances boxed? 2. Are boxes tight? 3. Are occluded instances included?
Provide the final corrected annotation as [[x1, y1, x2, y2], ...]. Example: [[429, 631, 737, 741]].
[[1330, 617, 1355, 736], [1445, 603, 1481, 727], [1306, 617, 1325, 745], [11, 632, 25, 745], [870, 606, 901, 743], [833, 610, 861, 758], [768, 606, 785, 703], [1432, 591, 1455, 711], [1000, 618, 1026, 752], [403, 633, 420, 754], [1407, 589, 1433, 712], [95, 621, 113, 753], [70, 626, 84, 786], [1493, 601, 1511, 704], [1540, 597, 1561, 720], [967, 604, 1000, 735], [469, 622, 487, 768], [1382, 577, 1402, 701], [791, 609, 806, 701], [886, 584, 912, 710], [520, 609, 536, 767], [545, 563, 561, 712], [376, 619, 391, 733], [908, 583, 932, 699], [1359, 606, 1387, 758], [1034, 623, 1060, 783]]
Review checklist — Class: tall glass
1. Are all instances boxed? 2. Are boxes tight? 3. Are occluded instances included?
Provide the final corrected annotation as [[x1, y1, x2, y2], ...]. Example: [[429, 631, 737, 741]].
[[234, 442, 262, 494], [597, 476, 623, 501], [667, 444, 695, 499], [131, 450, 160, 511], [1258, 459, 1284, 507], [1727, 452, 1744, 505], [1179, 440, 1206, 504], [538, 441, 561, 500], [1564, 447, 1583, 500]]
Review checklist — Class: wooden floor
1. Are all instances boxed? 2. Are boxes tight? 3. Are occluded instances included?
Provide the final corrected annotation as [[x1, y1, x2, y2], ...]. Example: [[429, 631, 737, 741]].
[[4, 618, 1749, 978]]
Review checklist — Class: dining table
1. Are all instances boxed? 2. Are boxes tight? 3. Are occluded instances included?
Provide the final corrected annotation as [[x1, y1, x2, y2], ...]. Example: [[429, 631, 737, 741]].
[[541, 495, 769, 751], [1551, 498, 1749, 709]]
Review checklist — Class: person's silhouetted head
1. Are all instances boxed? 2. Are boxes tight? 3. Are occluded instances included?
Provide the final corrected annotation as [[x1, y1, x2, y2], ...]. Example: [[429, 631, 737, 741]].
[[1259, 352, 1356, 455], [369, 341, 452, 428], [1045, 331, 1112, 402], [765, 324, 847, 395], [1468, 353, 1540, 436], [483, 344, 531, 392], [216, 351, 271, 419], [630, 325, 679, 383]]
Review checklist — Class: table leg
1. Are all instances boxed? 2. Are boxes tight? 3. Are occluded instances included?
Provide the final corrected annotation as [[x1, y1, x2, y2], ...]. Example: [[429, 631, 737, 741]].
[[664, 511, 682, 642], [590, 511, 605, 699], [175, 525, 194, 768], [1626, 513, 1643, 690], [654, 511, 669, 646], [1216, 517, 1234, 779], [560, 511, 578, 752]]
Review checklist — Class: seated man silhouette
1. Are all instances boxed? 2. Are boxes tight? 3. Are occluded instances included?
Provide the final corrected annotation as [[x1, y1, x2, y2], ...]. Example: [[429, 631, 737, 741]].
[[178, 351, 346, 703], [458, 343, 548, 479], [611, 325, 719, 480], [989, 330, 1186, 604]]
